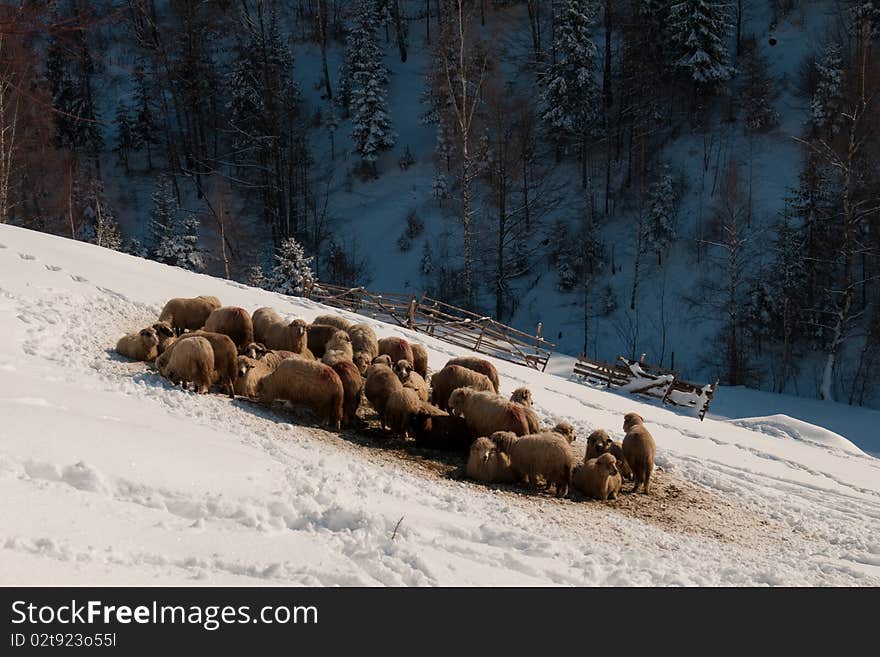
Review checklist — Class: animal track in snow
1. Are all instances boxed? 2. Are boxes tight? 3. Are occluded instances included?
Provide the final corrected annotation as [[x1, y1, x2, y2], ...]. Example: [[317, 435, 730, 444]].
[[45, 265, 62, 272], [70, 275, 88, 283], [18, 253, 35, 261]]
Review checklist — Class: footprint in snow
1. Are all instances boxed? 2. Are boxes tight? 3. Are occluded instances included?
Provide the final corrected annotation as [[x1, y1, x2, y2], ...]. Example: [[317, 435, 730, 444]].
[[45, 265, 62, 272], [18, 253, 36, 260], [70, 274, 88, 283], [0, 242, 6, 248]]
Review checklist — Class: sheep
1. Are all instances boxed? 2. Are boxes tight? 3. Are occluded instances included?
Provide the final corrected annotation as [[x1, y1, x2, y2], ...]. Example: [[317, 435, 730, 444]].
[[609, 441, 634, 480], [393, 359, 429, 402], [321, 329, 354, 366], [244, 343, 300, 366], [586, 428, 634, 479], [429, 364, 495, 411], [622, 412, 656, 494], [490, 430, 574, 497], [573, 453, 622, 501], [410, 343, 429, 379], [509, 386, 540, 433], [234, 355, 273, 398], [158, 336, 214, 394], [171, 330, 238, 398], [448, 388, 531, 438], [378, 337, 414, 368], [331, 360, 364, 428], [371, 354, 393, 368], [384, 388, 421, 438], [258, 358, 344, 429], [307, 323, 343, 359], [445, 356, 500, 393], [204, 306, 254, 353], [115, 327, 159, 362], [466, 437, 516, 484], [364, 361, 404, 429], [314, 314, 354, 332], [152, 321, 177, 355], [410, 408, 474, 451], [253, 307, 310, 354], [158, 296, 221, 334], [348, 324, 379, 373]]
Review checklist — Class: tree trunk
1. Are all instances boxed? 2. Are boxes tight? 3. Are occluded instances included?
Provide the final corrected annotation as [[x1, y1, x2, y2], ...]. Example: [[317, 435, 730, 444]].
[[318, 0, 333, 99]]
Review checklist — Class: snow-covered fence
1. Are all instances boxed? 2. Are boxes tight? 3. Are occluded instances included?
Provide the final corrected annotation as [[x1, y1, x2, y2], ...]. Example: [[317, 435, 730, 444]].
[[310, 284, 555, 371], [573, 355, 718, 420]]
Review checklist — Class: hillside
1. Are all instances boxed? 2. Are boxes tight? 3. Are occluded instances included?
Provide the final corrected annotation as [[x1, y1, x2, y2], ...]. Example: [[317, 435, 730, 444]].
[[1, 224, 878, 586]]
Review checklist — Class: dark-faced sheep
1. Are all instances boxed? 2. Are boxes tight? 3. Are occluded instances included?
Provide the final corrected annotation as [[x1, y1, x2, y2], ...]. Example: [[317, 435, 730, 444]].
[[585, 429, 613, 460], [307, 323, 343, 359], [348, 323, 379, 373], [331, 360, 364, 428], [321, 330, 353, 366], [152, 321, 177, 355], [384, 388, 421, 438], [466, 437, 516, 484], [491, 430, 574, 497], [175, 330, 238, 398], [234, 355, 273, 398], [622, 412, 655, 494], [573, 453, 622, 501], [258, 358, 344, 429], [429, 364, 495, 411], [378, 337, 414, 368], [448, 388, 531, 438], [410, 343, 429, 379], [253, 307, 310, 354], [393, 359, 429, 402], [445, 356, 500, 393], [371, 354, 393, 368], [158, 296, 221, 334], [314, 314, 354, 332], [364, 362, 404, 429], [410, 407, 473, 450], [158, 335, 214, 394], [204, 306, 254, 353], [116, 327, 160, 362]]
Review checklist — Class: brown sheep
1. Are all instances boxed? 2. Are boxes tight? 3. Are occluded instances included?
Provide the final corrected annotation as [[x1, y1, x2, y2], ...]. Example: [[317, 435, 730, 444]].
[[158, 296, 221, 334], [331, 360, 364, 428], [307, 323, 343, 359], [378, 337, 414, 368], [410, 343, 429, 379], [573, 453, 622, 501], [550, 422, 576, 444], [585, 429, 613, 460], [152, 321, 177, 355], [258, 358, 344, 430], [466, 437, 516, 484], [158, 336, 214, 394], [410, 406, 473, 450], [393, 359, 429, 401], [314, 314, 354, 332], [622, 412, 655, 494], [384, 388, 421, 438], [321, 330, 354, 366], [609, 441, 634, 480], [371, 354, 393, 368], [445, 356, 500, 393], [174, 330, 238, 398], [364, 362, 404, 429], [353, 351, 372, 375], [234, 355, 273, 398], [448, 388, 531, 438], [204, 306, 254, 353], [115, 327, 160, 362], [509, 387, 533, 407], [348, 324, 379, 373], [253, 307, 310, 354], [429, 364, 495, 411], [491, 430, 574, 497]]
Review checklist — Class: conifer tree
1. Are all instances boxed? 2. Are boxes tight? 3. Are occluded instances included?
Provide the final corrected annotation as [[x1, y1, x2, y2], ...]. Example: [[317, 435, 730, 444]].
[[741, 43, 779, 132], [113, 102, 135, 173], [268, 237, 317, 297], [810, 43, 843, 135], [668, 1, 734, 90]]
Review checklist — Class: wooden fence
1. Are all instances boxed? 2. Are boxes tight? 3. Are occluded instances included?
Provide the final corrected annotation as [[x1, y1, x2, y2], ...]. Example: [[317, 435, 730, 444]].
[[309, 284, 555, 371], [573, 354, 718, 420]]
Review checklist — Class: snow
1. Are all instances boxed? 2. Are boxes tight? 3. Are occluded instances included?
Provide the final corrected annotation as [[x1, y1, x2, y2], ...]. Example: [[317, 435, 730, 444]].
[[0, 223, 878, 586]]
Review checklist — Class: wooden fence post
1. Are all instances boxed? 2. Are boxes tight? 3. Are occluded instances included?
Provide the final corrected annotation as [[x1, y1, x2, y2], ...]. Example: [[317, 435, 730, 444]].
[[474, 321, 487, 352], [407, 297, 416, 329]]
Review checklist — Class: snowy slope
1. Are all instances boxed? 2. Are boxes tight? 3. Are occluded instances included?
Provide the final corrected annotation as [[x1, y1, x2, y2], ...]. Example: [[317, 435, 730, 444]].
[[1, 224, 878, 586]]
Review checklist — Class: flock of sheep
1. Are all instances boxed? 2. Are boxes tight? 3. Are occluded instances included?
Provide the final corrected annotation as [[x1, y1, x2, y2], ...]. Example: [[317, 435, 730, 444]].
[[115, 295, 657, 502]]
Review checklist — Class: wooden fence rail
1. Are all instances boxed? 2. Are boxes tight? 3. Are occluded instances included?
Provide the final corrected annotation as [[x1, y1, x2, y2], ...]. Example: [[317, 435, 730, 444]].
[[309, 284, 555, 371]]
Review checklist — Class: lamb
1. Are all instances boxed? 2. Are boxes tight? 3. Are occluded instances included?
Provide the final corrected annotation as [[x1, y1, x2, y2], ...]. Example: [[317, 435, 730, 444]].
[[258, 358, 344, 429], [378, 337, 414, 368], [152, 321, 177, 355], [490, 430, 574, 497], [550, 421, 576, 444], [429, 364, 495, 411], [448, 388, 531, 438], [466, 437, 516, 484], [347, 323, 378, 366], [234, 355, 273, 398], [371, 354, 393, 368], [364, 361, 404, 429], [410, 343, 429, 379], [244, 343, 299, 367], [353, 351, 372, 376], [384, 388, 421, 438], [158, 295, 221, 334], [410, 406, 473, 450], [573, 453, 622, 501], [445, 356, 500, 393], [321, 330, 354, 366], [509, 386, 540, 432], [157, 336, 214, 394], [331, 360, 364, 428], [586, 428, 633, 479], [115, 327, 160, 362], [314, 314, 353, 332], [307, 323, 344, 359], [253, 308, 310, 354], [622, 412, 656, 494], [393, 359, 429, 402], [204, 306, 254, 353]]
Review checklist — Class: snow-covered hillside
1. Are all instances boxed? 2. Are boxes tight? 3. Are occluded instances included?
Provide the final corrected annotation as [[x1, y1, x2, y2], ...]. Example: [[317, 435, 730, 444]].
[[1, 224, 878, 586]]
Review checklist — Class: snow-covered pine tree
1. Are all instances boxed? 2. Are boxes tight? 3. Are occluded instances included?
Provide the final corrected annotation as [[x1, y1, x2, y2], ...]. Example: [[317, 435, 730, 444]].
[[268, 237, 317, 297], [178, 212, 204, 272], [810, 43, 843, 135], [643, 166, 677, 264], [740, 42, 779, 132], [87, 180, 122, 251], [133, 65, 159, 170], [246, 264, 266, 289], [149, 175, 179, 263], [113, 102, 135, 172], [348, 0, 396, 175], [668, 1, 734, 90]]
